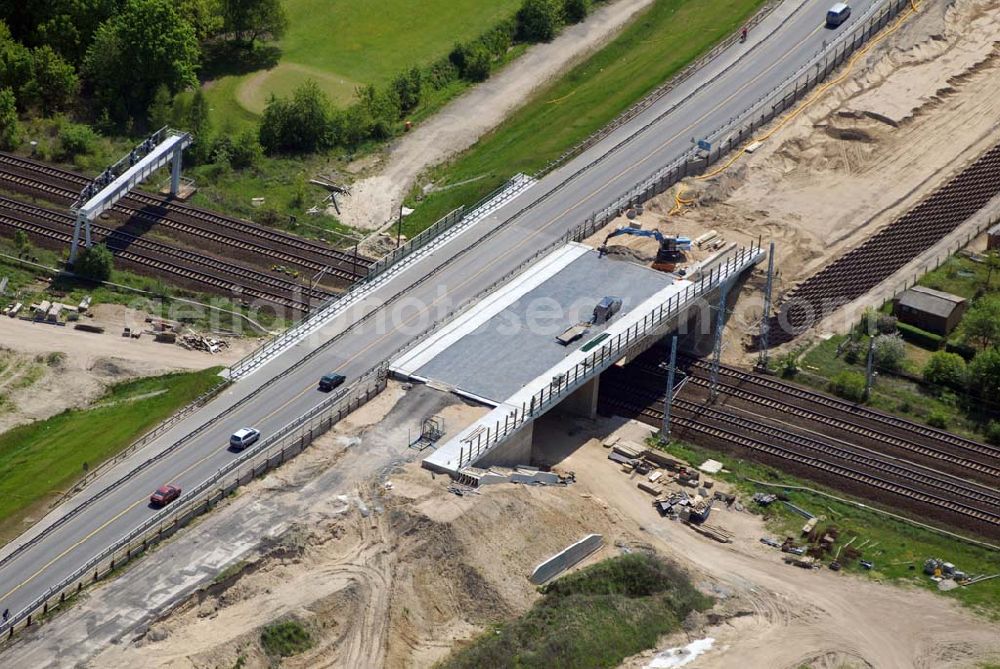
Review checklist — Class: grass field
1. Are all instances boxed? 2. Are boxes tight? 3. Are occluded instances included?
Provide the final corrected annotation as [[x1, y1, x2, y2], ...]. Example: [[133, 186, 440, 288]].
[[441, 552, 712, 669], [202, 0, 522, 130], [0, 367, 225, 544], [401, 0, 766, 236], [654, 439, 1000, 619]]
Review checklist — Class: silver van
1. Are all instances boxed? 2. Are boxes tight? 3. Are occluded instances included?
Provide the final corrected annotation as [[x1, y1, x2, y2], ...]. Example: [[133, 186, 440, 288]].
[[826, 2, 851, 27], [229, 427, 261, 451]]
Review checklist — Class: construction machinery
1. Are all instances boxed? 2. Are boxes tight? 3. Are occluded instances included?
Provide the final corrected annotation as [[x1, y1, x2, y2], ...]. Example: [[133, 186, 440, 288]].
[[599, 227, 693, 271]]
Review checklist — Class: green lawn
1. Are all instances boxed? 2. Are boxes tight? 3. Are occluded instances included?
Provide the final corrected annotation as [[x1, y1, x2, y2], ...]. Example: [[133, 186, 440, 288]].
[[654, 439, 1000, 619], [402, 0, 767, 235], [0, 367, 225, 543], [440, 552, 712, 669], [202, 0, 522, 130]]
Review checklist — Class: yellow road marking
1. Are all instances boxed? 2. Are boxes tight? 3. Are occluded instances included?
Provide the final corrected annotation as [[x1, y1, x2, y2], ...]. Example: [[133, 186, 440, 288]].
[[0, 15, 833, 605]]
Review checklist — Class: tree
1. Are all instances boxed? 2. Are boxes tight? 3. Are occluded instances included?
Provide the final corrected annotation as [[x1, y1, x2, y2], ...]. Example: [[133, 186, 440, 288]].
[[177, 0, 224, 41], [563, 0, 591, 23], [74, 243, 114, 281], [83, 0, 199, 122], [922, 351, 967, 390], [185, 88, 212, 162], [963, 295, 1000, 349], [259, 80, 332, 154], [147, 84, 173, 129], [968, 348, 1000, 399], [0, 87, 19, 150], [222, 0, 287, 47], [829, 370, 866, 402], [872, 333, 906, 372], [517, 0, 563, 42], [2, 0, 120, 65], [984, 251, 1000, 289], [13, 229, 29, 254], [58, 122, 98, 159], [24, 45, 78, 113], [392, 67, 422, 113]]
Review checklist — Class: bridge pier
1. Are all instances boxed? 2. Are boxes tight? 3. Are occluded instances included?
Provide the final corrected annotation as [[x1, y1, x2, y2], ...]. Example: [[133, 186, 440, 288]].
[[475, 422, 534, 468], [170, 146, 182, 196], [559, 375, 600, 420]]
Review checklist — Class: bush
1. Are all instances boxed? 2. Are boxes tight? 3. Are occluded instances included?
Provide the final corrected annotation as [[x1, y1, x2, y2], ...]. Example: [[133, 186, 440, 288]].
[[57, 122, 98, 159], [0, 87, 19, 150], [259, 80, 332, 154], [462, 43, 492, 82], [829, 370, 866, 402], [922, 351, 967, 390], [563, 0, 592, 23], [260, 620, 312, 658], [967, 348, 1000, 400], [392, 66, 422, 112], [896, 321, 943, 350], [876, 314, 897, 334], [74, 243, 113, 282], [841, 339, 863, 365], [926, 409, 950, 429], [985, 421, 1000, 446], [517, 0, 564, 42], [212, 129, 261, 169], [872, 333, 906, 372]]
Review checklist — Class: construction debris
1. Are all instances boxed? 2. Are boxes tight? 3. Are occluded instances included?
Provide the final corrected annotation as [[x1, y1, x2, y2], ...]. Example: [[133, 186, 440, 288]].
[[178, 333, 230, 354]]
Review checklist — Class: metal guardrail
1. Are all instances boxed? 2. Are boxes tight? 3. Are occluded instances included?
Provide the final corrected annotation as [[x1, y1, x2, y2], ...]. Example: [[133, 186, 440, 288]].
[[0, 0, 909, 640], [0, 365, 388, 640], [226, 174, 535, 381], [453, 244, 764, 468], [49, 380, 231, 509], [535, 0, 785, 178]]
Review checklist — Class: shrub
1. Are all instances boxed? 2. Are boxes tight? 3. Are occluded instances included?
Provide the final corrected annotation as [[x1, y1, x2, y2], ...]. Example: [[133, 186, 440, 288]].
[[462, 43, 492, 82], [841, 339, 863, 365], [392, 66, 422, 112], [876, 314, 897, 334], [922, 351, 967, 390], [896, 321, 943, 350], [926, 409, 949, 429], [985, 421, 1000, 446], [967, 348, 1000, 400], [212, 129, 261, 169], [872, 333, 906, 372], [517, 0, 564, 42], [259, 80, 332, 153], [260, 620, 312, 658], [74, 243, 113, 282], [829, 370, 866, 402], [57, 122, 98, 159], [564, 0, 591, 23], [0, 87, 19, 150]]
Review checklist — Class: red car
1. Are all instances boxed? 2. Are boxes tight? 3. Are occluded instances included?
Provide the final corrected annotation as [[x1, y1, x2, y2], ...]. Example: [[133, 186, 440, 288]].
[[150, 483, 181, 507]]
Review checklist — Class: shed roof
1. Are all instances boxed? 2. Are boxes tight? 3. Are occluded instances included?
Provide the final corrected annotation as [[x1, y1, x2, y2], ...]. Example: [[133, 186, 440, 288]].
[[895, 285, 965, 318]]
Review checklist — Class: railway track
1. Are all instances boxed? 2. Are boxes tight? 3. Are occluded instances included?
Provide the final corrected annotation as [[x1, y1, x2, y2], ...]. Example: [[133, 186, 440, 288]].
[[625, 358, 1000, 484], [680, 356, 1000, 462], [0, 152, 369, 283], [767, 141, 1000, 343], [0, 197, 327, 312], [610, 379, 1000, 508], [600, 392, 1000, 530]]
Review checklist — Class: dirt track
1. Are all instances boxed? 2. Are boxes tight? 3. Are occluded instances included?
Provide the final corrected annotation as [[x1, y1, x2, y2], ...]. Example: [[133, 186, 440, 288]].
[[587, 0, 1000, 360], [338, 0, 658, 231], [81, 403, 1000, 669]]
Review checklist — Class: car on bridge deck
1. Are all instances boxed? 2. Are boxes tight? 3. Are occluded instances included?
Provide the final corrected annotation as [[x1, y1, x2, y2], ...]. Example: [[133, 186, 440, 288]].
[[318, 372, 346, 392], [229, 427, 261, 451], [149, 484, 181, 508], [826, 2, 851, 27]]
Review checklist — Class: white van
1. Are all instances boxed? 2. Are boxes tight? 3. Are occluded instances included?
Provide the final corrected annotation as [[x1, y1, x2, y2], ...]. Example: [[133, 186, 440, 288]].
[[826, 2, 851, 27], [229, 427, 261, 451]]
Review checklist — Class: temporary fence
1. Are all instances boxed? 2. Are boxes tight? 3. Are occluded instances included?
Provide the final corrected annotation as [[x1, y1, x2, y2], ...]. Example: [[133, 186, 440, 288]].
[[0, 365, 387, 640]]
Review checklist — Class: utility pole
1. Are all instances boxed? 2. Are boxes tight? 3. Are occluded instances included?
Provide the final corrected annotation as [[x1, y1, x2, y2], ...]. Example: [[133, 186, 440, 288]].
[[709, 280, 728, 401], [863, 334, 875, 401], [757, 241, 775, 372], [395, 204, 403, 248], [660, 335, 678, 440]]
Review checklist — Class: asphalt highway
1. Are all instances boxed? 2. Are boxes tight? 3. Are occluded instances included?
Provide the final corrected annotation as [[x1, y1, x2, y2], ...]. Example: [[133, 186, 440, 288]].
[[0, 0, 883, 627]]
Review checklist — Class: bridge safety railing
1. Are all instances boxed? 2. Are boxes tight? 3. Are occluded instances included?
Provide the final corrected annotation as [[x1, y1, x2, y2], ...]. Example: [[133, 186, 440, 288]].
[[0, 364, 388, 640], [455, 244, 765, 469], [226, 173, 535, 381]]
